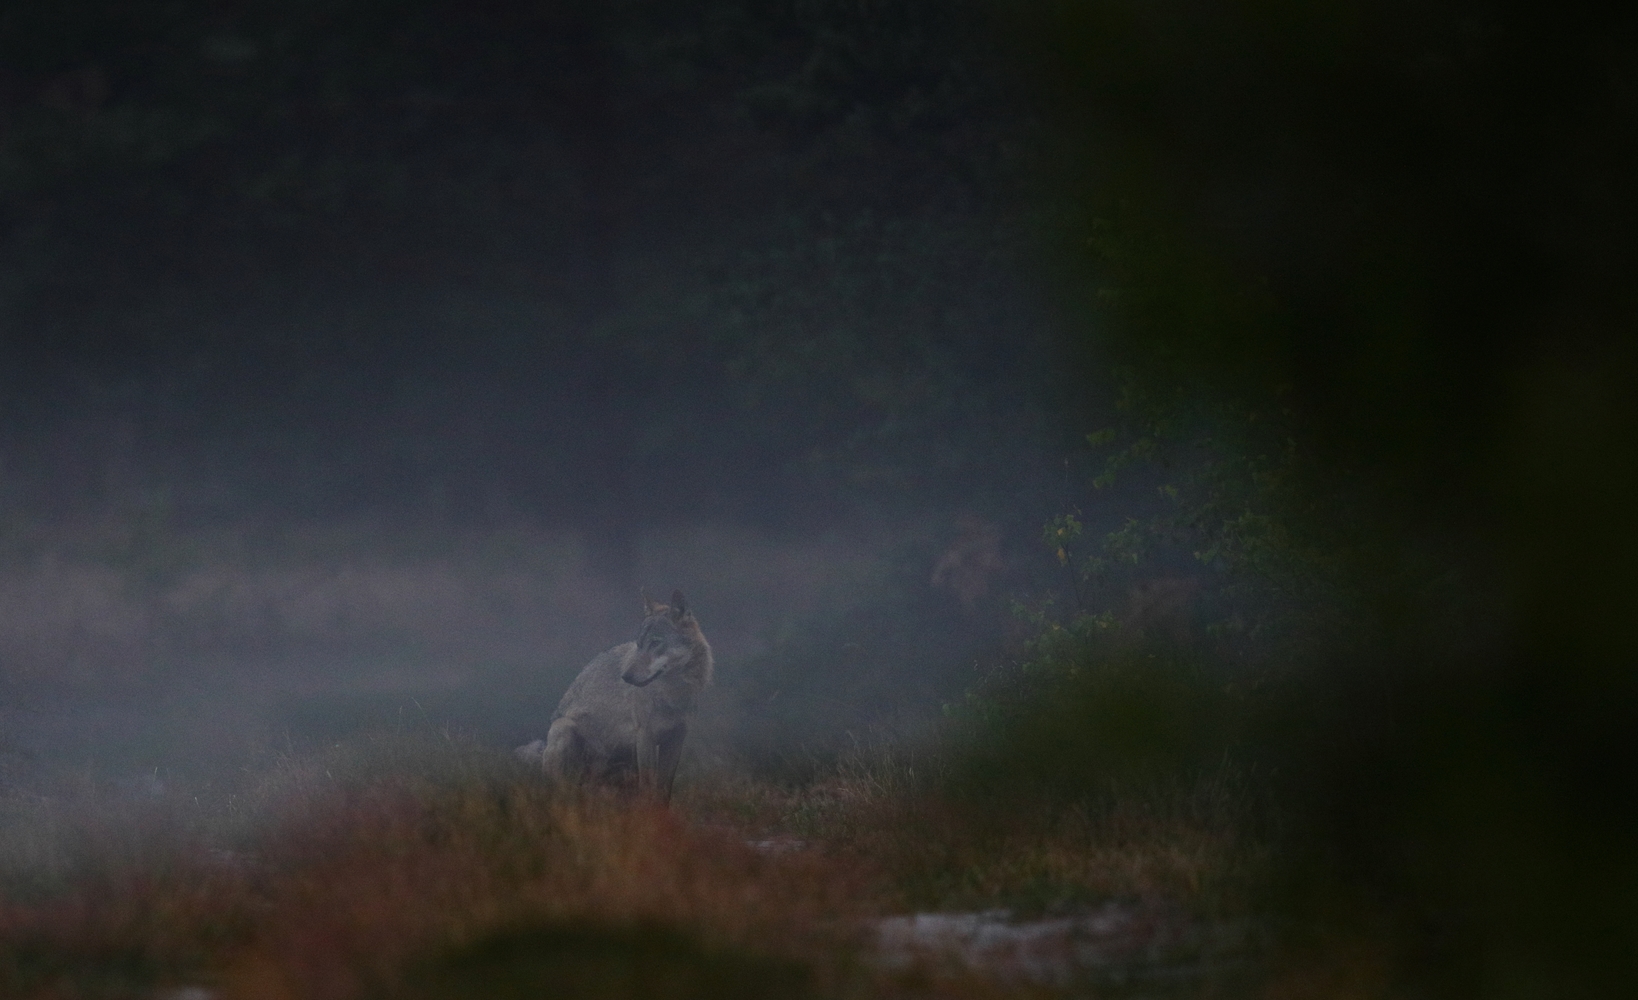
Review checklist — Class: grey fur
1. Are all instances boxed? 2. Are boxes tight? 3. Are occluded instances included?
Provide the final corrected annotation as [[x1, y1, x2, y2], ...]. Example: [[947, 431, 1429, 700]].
[[518, 590, 712, 803]]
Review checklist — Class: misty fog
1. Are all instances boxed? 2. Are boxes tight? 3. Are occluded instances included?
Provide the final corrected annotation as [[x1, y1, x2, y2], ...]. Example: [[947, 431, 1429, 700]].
[[0, 2, 1089, 794]]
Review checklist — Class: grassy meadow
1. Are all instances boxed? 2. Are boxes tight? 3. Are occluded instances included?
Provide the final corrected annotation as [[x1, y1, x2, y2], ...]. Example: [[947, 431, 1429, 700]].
[[0, 517, 1402, 1000], [0, 724, 1322, 1000]]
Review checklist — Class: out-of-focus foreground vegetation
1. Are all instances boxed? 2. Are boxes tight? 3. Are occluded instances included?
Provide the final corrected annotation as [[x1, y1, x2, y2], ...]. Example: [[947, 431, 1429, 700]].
[[982, 1, 1637, 996]]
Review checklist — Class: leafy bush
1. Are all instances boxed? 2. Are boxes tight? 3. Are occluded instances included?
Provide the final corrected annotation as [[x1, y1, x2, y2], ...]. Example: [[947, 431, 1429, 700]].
[[953, 614, 1250, 799]]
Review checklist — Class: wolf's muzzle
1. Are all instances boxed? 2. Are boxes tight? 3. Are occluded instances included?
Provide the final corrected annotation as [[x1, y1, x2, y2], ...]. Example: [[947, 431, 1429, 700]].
[[622, 652, 670, 687]]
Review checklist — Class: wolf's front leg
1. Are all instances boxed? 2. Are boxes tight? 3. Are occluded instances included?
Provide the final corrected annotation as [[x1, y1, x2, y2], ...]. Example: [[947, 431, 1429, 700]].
[[635, 730, 662, 800], [654, 725, 688, 805]]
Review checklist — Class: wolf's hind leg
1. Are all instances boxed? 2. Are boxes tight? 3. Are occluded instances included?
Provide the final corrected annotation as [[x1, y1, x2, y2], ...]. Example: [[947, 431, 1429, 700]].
[[541, 718, 586, 784]]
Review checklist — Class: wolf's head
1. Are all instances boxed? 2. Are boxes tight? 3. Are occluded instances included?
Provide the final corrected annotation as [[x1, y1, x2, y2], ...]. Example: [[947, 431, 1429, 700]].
[[621, 589, 712, 689]]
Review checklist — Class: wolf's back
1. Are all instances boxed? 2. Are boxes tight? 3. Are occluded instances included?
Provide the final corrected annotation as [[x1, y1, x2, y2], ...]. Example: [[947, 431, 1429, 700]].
[[551, 641, 636, 721]]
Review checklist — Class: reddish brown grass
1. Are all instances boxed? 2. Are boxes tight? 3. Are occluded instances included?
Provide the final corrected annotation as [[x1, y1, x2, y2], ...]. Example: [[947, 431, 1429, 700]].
[[224, 782, 876, 1000], [0, 859, 255, 997], [0, 745, 1279, 1000], [679, 760, 1260, 919], [0, 769, 894, 999]]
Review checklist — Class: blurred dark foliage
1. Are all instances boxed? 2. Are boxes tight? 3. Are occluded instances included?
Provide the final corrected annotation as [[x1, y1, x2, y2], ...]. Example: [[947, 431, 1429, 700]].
[[979, 1, 1637, 995], [408, 922, 811, 1000]]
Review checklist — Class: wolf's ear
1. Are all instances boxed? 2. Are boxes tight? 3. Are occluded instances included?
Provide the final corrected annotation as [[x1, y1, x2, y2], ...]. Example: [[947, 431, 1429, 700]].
[[643, 588, 666, 617], [670, 590, 690, 620]]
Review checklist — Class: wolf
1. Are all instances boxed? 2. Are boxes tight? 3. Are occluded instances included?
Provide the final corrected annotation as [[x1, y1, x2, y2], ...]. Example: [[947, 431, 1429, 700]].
[[517, 590, 713, 803]]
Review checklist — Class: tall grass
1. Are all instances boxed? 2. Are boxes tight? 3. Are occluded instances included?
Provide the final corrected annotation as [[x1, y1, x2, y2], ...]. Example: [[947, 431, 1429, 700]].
[[0, 734, 878, 999], [227, 784, 869, 999], [0, 728, 1287, 999], [679, 733, 1268, 920]]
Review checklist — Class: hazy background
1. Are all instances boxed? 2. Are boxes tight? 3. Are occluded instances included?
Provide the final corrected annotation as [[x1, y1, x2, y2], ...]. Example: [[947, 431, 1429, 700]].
[[0, 0, 1114, 788]]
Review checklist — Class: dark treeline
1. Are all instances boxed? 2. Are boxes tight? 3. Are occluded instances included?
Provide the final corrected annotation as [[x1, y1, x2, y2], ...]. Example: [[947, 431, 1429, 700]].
[[0, 0, 1064, 588]]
